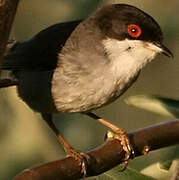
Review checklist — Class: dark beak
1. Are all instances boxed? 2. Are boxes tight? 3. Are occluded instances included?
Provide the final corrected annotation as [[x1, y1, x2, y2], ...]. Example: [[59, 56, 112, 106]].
[[157, 44, 173, 58]]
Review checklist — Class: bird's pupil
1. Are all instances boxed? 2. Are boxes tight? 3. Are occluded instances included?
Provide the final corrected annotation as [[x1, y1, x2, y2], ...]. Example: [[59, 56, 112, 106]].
[[132, 28, 137, 33]]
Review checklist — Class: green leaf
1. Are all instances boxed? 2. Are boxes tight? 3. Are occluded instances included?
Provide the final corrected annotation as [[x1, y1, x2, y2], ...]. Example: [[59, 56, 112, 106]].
[[159, 160, 173, 170], [107, 166, 156, 180], [141, 160, 179, 180], [87, 173, 117, 180], [87, 166, 156, 180], [125, 95, 179, 117]]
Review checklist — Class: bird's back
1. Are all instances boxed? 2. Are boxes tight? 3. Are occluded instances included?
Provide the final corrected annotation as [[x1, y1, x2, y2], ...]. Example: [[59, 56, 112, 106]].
[[2, 20, 81, 71]]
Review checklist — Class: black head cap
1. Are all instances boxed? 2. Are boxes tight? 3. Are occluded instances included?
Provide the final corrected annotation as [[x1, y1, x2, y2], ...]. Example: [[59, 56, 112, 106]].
[[93, 4, 163, 44]]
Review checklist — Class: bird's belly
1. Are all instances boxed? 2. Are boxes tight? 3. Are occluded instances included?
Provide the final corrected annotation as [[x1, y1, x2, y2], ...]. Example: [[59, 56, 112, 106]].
[[52, 86, 121, 113], [51, 72, 132, 113]]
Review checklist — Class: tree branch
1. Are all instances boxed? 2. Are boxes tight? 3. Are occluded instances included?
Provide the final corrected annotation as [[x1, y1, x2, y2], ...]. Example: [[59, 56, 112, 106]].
[[0, 0, 19, 63], [14, 120, 179, 180]]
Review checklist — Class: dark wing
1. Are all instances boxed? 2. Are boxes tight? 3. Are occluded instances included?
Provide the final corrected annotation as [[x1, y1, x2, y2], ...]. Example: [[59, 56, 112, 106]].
[[2, 20, 82, 71]]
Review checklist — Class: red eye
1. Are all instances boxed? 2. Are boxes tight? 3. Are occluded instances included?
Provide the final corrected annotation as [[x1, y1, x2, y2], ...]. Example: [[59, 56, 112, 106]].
[[128, 24, 142, 38]]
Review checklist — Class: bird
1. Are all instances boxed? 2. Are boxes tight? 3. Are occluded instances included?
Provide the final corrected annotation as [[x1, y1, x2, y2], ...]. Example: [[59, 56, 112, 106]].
[[0, 3, 173, 175]]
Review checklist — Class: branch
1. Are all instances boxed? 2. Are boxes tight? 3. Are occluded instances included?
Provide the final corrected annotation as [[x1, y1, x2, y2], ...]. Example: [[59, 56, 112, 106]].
[[0, 0, 19, 63], [14, 120, 179, 180]]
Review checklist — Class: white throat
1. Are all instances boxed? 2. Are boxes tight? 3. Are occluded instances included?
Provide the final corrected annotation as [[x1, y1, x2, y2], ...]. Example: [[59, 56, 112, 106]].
[[102, 38, 162, 82]]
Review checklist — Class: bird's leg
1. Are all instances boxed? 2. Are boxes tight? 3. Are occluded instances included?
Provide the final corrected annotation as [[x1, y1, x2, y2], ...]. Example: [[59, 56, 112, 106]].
[[42, 113, 89, 177], [86, 112, 134, 167]]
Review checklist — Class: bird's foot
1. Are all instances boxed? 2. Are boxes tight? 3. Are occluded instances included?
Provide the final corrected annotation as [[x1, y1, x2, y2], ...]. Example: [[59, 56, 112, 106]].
[[105, 130, 134, 170], [66, 147, 89, 177]]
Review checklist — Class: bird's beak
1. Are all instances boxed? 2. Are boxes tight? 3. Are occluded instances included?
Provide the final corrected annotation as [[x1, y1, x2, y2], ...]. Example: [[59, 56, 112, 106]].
[[145, 42, 173, 59], [156, 43, 174, 58]]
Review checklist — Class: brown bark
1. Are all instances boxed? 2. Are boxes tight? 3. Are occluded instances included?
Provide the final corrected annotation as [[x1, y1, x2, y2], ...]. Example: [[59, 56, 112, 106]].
[[14, 120, 179, 180], [0, 0, 19, 63]]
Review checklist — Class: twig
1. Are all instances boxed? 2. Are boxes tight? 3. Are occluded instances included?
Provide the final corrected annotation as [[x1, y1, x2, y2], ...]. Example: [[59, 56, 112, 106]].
[[14, 120, 179, 180]]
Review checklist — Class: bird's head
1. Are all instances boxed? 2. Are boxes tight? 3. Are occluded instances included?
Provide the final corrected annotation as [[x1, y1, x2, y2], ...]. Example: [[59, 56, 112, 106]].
[[91, 4, 173, 69]]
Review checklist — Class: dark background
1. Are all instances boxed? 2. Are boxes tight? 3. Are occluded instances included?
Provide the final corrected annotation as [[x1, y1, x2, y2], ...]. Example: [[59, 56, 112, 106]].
[[0, 0, 179, 179]]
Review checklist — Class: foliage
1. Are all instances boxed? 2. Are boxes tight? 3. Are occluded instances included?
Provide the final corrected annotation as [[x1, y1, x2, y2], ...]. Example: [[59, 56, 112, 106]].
[[125, 95, 179, 118], [125, 94, 179, 179], [88, 166, 156, 180]]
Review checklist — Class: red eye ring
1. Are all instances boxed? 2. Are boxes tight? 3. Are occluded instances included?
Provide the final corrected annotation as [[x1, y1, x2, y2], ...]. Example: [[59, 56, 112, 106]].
[[128, 24, 142, 38]]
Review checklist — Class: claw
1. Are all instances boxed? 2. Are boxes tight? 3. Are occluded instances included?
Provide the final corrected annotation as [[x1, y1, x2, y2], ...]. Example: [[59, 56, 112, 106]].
[[66, 148, 89, 178], [105, 130, 135, 167]]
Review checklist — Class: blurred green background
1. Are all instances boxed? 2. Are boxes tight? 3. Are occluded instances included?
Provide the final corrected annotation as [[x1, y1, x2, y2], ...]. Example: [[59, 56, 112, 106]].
[[0, 0, 179, 179]]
